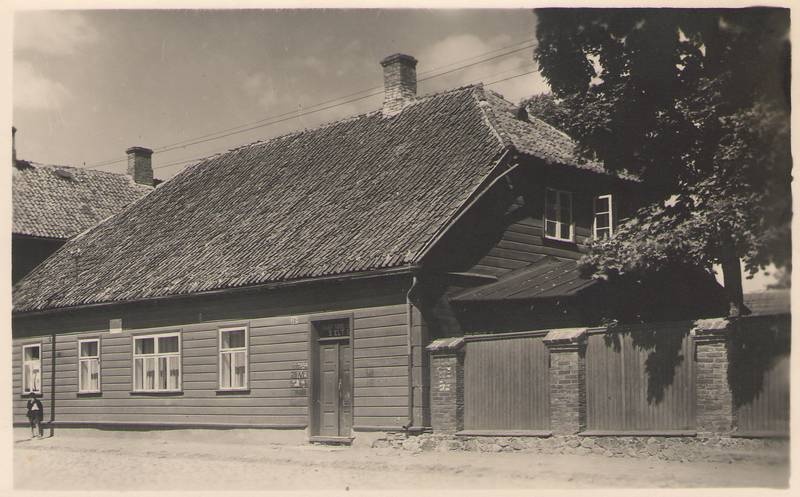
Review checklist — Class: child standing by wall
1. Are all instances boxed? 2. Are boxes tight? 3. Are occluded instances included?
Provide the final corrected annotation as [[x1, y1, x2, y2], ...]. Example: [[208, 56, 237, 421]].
[[26, 393, 43, 439]]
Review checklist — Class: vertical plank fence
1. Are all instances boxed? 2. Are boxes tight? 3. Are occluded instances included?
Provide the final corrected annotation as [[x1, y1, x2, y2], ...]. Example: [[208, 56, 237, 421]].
[[463, 333, 549, 431], [730, 317, 790, 436], [585, 323, 696, 433]]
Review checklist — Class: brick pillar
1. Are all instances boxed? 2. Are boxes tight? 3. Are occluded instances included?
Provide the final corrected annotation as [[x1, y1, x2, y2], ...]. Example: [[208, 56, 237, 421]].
[[692, 319, 733, 436], [544, 328, 588, 435], [426, 338, 465, 433]]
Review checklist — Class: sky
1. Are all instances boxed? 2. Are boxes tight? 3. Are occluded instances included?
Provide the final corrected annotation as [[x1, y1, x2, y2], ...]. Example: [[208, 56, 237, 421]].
[[13, 9, 546, 178], [11, 8, 781, 292]]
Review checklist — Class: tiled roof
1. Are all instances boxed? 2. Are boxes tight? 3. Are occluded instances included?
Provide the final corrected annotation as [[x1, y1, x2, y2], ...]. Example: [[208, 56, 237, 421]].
[[481, 91, 639, 181], [450, 257, 597, 303], [743, 290, 791, 316], [13, 85, 621, 313], [13, 161, 152, 239]]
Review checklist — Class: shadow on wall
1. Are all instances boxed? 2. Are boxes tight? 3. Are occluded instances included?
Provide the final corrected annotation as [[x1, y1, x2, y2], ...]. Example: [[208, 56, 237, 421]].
[[728, 318, 790, 408], [603, 324, 690, 404]]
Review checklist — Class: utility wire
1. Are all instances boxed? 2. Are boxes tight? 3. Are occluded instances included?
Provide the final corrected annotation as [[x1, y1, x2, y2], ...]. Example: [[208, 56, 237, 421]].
[[150, 64, 539, 173], [86, 39, 536, 169]]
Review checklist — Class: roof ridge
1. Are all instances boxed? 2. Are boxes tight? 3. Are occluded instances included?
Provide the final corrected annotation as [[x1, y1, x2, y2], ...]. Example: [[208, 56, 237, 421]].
[[21, 160, 126, 175], [472, 85, 515, 151], [17, 160, 156, 187], [168, 84, 490, 175]]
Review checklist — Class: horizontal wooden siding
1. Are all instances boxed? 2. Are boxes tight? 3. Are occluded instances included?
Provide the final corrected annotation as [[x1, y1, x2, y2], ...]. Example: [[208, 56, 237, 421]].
[[13, 301, 409, 430]]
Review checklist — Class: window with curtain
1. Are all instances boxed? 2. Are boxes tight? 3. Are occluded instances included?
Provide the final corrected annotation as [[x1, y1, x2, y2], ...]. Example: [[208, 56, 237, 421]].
[[133, 333, 181, 392], [78, 338, 101, 393], [593, 194, 614, 240], [22, 344, 41, 394], [219, 327, 248, 390], [544, 188, 573, 241]]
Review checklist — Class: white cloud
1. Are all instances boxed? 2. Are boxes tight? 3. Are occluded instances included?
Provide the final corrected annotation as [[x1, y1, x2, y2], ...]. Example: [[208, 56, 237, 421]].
[[14, 61, 70, 111], [417, 34, 549, 103], [242, 72, 278, 110], [15, 11, 99, 55]]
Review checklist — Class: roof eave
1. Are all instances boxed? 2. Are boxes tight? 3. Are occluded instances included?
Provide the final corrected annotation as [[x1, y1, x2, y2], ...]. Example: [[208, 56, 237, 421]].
[[13, 264, 420, 318]]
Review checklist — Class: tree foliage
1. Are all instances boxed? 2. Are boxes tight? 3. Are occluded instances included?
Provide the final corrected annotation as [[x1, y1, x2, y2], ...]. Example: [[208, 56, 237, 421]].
[[533, 8, 792, 309], [518, 93, 572, 132]]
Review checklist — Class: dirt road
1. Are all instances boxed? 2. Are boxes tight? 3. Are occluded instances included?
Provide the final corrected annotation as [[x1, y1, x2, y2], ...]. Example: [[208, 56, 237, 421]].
[[13, 429, 789, 491]]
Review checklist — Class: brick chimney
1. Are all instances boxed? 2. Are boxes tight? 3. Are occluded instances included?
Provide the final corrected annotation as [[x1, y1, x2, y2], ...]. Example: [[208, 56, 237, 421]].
[[125, 146, 154, 186], [11, 126, 17, 165], [380, 53, 417, 116]]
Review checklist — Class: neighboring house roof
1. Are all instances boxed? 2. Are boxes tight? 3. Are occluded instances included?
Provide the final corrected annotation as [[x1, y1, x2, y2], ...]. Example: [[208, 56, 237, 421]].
[[13, 84, 624, 313], [450, 257, 596, 303], [743, 290, 791, 316], [13, 160, 153, 240]]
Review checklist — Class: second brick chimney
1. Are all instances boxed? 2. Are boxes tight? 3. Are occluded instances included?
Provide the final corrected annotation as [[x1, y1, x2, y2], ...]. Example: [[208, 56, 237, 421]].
[[125, 146, 154, 186], [380, 53, 417, 116]]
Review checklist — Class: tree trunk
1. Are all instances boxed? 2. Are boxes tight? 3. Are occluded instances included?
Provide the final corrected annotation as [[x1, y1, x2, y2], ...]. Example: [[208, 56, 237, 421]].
[[721, 254, 745, 318]]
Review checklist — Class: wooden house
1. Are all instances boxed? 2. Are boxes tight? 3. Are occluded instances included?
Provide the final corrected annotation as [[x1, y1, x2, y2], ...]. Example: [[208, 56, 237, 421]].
[[11, 53, 726, 442]]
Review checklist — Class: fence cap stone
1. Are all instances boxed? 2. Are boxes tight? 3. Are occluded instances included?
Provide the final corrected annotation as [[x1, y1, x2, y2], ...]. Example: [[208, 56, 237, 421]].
[[426, 337, 465, 353], [691, 318, 730, 334], [543, 327, 588, 345]]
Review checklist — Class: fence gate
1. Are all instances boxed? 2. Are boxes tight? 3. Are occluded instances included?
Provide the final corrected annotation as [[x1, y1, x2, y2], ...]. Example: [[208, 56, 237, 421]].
[[463, 333, 549, 431], [585, 323, 696, 433]]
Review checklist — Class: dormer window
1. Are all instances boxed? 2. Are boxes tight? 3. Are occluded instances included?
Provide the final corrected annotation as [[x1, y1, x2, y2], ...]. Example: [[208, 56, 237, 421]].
[[544, 188, 573, 242], [593, 194, 614, 240]]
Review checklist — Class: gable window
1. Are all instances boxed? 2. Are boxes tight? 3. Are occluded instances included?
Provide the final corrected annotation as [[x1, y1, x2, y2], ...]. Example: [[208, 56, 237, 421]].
[[78, 339, 101, 393], [219, 327, 248, 390], [593, 194, 614, 240], [544, 188, 573, 241], [22, 344, 41, 394], [133, 333, 181, 392]]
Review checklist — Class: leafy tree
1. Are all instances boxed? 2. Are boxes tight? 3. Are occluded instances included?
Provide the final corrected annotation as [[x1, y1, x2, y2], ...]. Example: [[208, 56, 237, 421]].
[[517, 93, 572, 131], [533, 8, 791, 316]]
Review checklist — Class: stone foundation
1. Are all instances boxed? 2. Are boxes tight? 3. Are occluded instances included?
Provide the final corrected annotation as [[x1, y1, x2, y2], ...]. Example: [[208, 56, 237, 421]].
[[371, 432, 788, 462]]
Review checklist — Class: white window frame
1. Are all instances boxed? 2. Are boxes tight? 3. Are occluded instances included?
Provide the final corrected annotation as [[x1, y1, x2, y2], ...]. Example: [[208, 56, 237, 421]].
[[22, 343, 42, 395], [132, 332, 182, 393], [593, 193, 614, 240], [218, 326, 249, 391], [78, 338, 101, 393], [544, 188, 574, 242]]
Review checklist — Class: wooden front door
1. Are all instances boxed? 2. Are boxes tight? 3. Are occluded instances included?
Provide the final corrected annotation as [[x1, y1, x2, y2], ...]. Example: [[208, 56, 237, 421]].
[[315, 339, 352, 437]]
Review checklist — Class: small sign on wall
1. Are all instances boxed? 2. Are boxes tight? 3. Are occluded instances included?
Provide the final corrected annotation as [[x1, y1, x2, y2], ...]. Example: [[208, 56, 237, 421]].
[[437, 365, 453, 392], [290, 361, 308, 390], [109, 319, 122, 334], [318, 319, 349, 338]]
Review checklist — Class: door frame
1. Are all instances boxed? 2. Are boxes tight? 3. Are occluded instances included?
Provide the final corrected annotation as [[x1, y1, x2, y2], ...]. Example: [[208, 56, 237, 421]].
[[308, 312, 354, 438]]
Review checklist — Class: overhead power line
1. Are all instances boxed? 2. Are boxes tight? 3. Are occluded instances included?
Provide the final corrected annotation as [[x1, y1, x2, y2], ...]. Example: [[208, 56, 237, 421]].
[[150, 64, 539, 173], [86, 38, 537, 170]]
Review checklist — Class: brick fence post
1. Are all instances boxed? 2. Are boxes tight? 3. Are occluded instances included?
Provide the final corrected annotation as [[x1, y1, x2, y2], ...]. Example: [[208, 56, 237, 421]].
[[543, 328, 588, 435], [692, 318, 734, 436], [426, 338, 465, 434]]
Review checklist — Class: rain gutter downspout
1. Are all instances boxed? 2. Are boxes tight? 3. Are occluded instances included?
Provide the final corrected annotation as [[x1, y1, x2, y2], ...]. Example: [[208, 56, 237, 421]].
[[402, 152, 519, 434], [405, 274, 420, 433]]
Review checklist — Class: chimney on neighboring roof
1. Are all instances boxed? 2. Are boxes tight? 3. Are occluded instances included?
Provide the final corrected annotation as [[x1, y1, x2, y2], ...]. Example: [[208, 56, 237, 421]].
[[125, 146, 154, 186], [12, 126, 17, 165], [380, 53, 417, 116]]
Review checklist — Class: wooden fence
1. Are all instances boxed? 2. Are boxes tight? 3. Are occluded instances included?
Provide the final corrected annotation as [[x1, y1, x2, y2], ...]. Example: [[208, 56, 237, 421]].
[[435, 316, 788, 437], [463, 333, 550, 431], [730, 317, 790, 436], [585, 323, 696, 433]]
